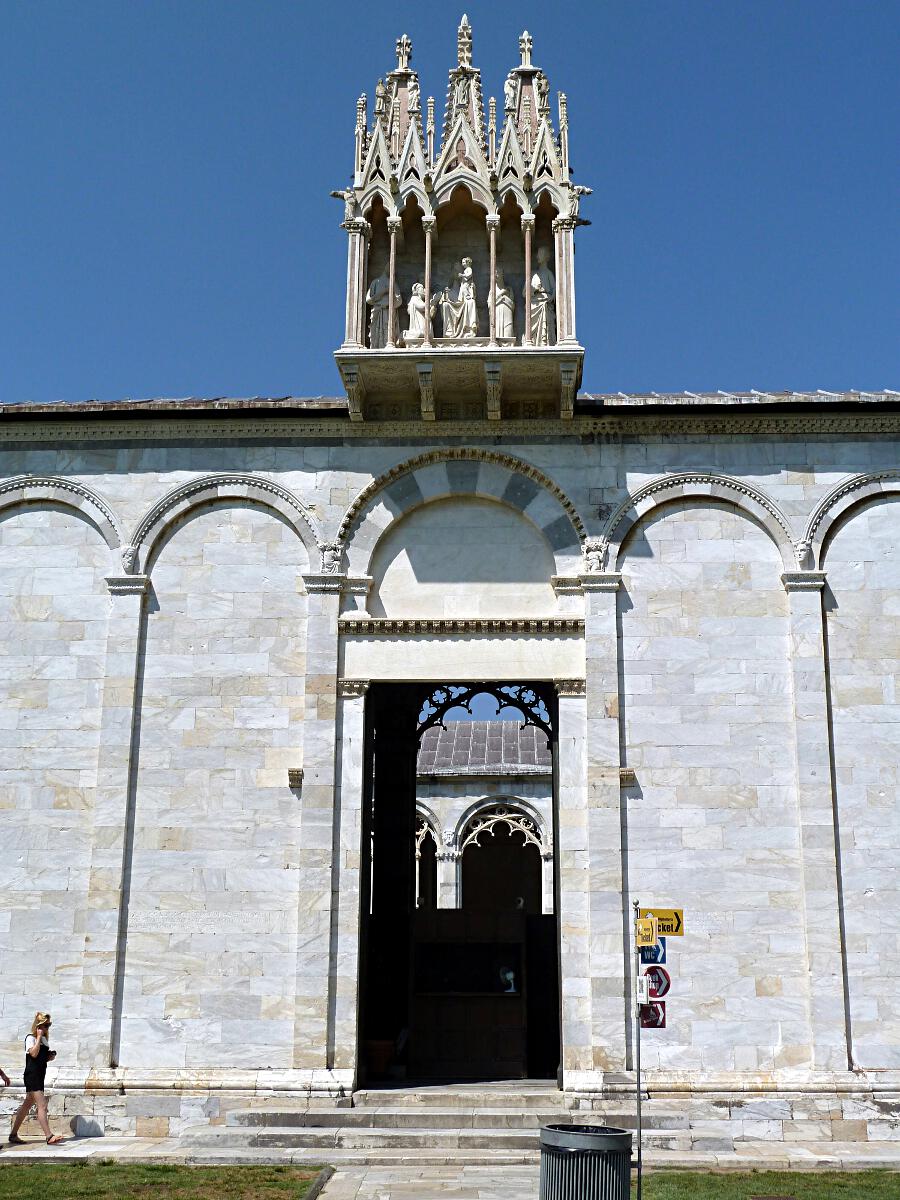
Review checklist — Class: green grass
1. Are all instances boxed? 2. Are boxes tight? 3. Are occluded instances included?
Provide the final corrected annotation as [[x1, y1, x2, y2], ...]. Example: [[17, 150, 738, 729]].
[[0, 1161, 327, 1199], [634, 1170, 899, 1199]]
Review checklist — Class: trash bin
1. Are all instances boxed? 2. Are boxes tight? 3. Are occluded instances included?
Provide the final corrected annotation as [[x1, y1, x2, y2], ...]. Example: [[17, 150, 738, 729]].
[[539, 1123, 633, 1200]]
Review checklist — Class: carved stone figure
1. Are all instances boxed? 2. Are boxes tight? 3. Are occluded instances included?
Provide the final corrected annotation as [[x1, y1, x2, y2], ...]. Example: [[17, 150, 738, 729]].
[[535, 70, 549, 112], [121, 544, 138, 573], [492, 268, 515, 340], [503, 72, 516, 113], [524, 245, 555, 346], [440, 257, 477, 339], [405, 282, 435, 342], [366, 271, 401, 349], [374, 78, 387, 118], [320, 541, 343, 573], [567, 184, 592, 219], [407, 75, 420, 113]]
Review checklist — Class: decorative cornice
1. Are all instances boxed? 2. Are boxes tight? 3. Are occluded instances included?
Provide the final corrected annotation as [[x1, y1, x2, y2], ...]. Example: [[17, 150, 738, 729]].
[[337, 679, 370, 698], [781, 571, 827, 592], [340, 616, 584, 635], [105, 574, 150, 596], [3, 412, 900, 443], [554, 678, 586, 696]]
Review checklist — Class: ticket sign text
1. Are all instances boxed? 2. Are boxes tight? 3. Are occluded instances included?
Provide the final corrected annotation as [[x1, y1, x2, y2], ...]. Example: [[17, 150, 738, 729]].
[[639, 908, 684, 936]]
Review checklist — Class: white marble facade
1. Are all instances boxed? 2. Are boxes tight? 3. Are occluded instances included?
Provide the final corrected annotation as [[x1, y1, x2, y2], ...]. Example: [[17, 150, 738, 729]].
[[0, 402, 899, 1136]]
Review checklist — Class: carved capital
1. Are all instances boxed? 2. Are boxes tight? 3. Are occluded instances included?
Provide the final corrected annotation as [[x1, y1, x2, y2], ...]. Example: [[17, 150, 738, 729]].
[[551, 575, 583, 596], [552, 216, 577, 234], [105, 574, 150, 597], [337, 678, 370, 699], [485, 214, 501, 231], [287, 767, 304, 790], [580, 571, 623, 593], [619, 767, 637, 787], [342, 218, 370, 237], [781, 570, 827, 593], [520, 214, 535, 233], [555, 678, 586, 697], [421, 216, 436, 234], [302, 573, 344, 595], [387, 216, 403, 235]]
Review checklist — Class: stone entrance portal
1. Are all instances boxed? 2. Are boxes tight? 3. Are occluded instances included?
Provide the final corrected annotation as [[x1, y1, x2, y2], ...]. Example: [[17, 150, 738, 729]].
[[358, 682, 561, 1084]]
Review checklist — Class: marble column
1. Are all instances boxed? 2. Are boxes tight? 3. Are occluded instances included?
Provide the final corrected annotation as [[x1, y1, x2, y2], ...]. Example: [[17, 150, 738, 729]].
[[582, 572, 629, 1077], [555, 678, 591, 1082], [553, 216, 578, 346], [293, 573, 342, 1071], [342, 219, 369, 349], [436, 841, 461, 909], [76, 573, 149, 1071], [329, 678, 368, 1076], [386, 216, 402, 348], [422, 216, 435, 347], [521, 213, 534, 346], [782, 570, 850, 1073], [486, 214, 500, 346]]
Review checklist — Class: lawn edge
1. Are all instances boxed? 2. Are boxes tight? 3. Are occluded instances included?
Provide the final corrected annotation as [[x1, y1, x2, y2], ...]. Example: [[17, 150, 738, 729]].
[[304, 1164, 336, 1200]]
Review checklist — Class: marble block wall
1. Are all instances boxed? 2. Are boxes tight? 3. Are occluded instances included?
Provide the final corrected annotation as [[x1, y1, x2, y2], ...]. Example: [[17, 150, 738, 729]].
[[619, 501, 805, 1073], [824, 495, 900, 1069], [117, 504, 309, 1070], [0, 506, 109, 1063]]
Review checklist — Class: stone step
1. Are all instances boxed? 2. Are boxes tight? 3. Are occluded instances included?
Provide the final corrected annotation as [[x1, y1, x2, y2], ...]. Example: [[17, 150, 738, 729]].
[[185, 1125, 692, 1153], [225, 1106, 688, 1131], [351, 1087, 567, 1109]]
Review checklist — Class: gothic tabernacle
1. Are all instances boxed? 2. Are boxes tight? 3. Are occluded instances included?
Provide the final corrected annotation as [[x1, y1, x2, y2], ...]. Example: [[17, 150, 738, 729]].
[[0, 15, 898, 1158]]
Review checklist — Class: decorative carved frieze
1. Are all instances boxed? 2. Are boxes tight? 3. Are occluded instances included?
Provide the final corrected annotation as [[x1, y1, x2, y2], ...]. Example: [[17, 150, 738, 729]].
[[554, 678, 586, 697], [337, 679, 370, 698], [340, 616, 584, 634], [417, 362, 435, 422]]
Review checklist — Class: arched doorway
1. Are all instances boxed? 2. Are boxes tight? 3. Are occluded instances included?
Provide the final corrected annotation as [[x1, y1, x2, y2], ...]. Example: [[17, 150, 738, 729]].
[[358, 682, 561, 1083]]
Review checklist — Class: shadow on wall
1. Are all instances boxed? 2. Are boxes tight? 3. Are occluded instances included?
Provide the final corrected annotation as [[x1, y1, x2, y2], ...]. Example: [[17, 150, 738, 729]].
[[367, 495, 557, 617]]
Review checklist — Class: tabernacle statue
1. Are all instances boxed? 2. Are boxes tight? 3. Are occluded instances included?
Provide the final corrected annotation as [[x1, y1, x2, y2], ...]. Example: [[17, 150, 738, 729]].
[[524, 245, 555, 346], [439, 257, 478, 339], [405, 282, 436, 342], [366, 271, 402, 348], [492, 268, 515, 340]]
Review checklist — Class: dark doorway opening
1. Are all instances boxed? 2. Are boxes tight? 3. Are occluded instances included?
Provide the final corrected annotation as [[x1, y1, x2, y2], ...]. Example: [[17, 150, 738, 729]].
[[357, 682, 561, 1084]]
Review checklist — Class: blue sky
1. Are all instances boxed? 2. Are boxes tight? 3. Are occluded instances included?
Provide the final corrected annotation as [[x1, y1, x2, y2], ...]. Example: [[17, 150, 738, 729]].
[[2, 1, 897, 403]]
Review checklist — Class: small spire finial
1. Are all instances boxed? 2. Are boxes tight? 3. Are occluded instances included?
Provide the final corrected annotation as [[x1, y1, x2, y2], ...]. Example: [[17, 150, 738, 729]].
[[519, 30, 533, 68], [457, 14, 473, 67], [396, 34, 412, 71]]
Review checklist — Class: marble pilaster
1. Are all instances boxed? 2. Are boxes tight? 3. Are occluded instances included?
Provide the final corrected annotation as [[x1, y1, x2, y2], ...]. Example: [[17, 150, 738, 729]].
[[293, 573, 342, 1069], [77, 574, 149, 1070], [783, 570, 850, 1073]]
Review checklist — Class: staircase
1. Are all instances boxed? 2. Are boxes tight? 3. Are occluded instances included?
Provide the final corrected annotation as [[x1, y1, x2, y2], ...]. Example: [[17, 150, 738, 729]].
[[180, 1082, 698, 1166]]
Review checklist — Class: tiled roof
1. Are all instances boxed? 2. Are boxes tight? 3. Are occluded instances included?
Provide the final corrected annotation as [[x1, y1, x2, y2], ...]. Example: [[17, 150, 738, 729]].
[[417, 720, 551, 777]]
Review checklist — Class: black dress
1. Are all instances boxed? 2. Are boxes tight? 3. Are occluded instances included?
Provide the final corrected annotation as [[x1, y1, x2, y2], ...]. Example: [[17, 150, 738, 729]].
[[23, 1037, 50, 1093]]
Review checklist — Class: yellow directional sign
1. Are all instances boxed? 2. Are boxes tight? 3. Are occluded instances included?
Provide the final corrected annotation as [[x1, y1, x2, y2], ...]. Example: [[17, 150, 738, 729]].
[[634, 916, 658, 947], [640, 908, 684, 936]]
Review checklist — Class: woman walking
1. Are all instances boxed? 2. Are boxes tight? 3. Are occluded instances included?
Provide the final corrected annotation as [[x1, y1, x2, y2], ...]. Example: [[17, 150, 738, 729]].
[[8, 1012, 64, 1145]]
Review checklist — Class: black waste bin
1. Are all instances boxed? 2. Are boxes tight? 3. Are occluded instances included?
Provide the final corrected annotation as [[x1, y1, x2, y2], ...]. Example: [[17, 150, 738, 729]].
[[539, 1124, 632, 1200]]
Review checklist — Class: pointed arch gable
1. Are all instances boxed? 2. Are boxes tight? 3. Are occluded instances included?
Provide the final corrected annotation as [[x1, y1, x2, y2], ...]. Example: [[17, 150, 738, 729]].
[[602, 472, 797, 570], [337, 449, 586, 577], [126, 473, 321, 575], [0, 475, 122, 549], [805, 470, 900, 568]]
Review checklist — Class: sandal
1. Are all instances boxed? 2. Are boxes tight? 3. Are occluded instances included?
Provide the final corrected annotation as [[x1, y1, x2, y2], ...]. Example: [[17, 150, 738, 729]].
[[46, 1135, 64, 1145]]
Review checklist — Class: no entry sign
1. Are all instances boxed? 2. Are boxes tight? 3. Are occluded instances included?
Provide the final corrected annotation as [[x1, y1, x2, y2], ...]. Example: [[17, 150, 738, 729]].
[[640, 1001, 666, 1029], [644, 965, 671, 999]]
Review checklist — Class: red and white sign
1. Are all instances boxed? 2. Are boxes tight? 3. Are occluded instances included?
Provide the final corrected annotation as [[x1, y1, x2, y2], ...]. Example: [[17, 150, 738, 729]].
[[640, 1001, 666, 1029], [644, 965, 671, 999]]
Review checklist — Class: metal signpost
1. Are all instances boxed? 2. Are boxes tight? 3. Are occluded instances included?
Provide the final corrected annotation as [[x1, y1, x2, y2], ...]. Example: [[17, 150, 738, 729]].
[[633, 903, 683, 1200]]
